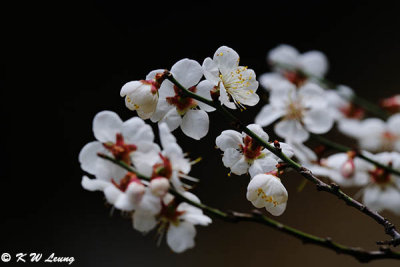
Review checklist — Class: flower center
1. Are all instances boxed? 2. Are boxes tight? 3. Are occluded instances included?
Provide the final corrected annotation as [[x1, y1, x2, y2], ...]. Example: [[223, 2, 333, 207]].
[[256, 188, 278, 207], [103, 133, 137, 165], [369, 167, 392, 185], [284, 99, 305, 121], [339, 103, 365, 119], [166, 86, 198, 115], [240, 136, 263, 161], [152, 153, 173, 179], [159, 201, 185, 226], [111, 172, 140, 192], [283, 70, 307, 87]]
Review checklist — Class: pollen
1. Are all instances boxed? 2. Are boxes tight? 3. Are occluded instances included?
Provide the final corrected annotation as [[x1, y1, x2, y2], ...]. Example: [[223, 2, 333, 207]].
[[257, 188, 278, 206]]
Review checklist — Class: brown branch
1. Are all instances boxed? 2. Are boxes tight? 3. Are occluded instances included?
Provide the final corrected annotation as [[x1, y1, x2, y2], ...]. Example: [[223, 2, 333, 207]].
[[165, 71, 400, 247], [99, 153, 400, 263]]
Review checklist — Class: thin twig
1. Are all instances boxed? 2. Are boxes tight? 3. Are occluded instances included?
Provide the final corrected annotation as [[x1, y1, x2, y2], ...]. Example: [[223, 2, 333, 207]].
[[164, 70, 400, 247], [98, 153, 400, 262]]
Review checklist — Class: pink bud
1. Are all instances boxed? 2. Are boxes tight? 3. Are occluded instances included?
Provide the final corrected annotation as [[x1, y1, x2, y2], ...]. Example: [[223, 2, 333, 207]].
[[341, 159, 355, 178]]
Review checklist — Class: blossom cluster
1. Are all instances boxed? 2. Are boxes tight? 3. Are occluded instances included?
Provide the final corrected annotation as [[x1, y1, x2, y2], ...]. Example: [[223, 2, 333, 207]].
[[79, 44, 400, 254], [79, 111, 211, 253], [256, 44, 400, 214]]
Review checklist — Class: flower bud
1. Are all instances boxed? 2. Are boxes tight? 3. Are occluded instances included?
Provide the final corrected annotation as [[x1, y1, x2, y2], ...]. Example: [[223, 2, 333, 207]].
[[149, 177, 170, 197], [126, 181, 146, 205]]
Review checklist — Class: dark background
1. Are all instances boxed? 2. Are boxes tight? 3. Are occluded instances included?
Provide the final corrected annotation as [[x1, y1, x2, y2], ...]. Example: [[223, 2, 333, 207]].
[[3, 1, 400, 266]]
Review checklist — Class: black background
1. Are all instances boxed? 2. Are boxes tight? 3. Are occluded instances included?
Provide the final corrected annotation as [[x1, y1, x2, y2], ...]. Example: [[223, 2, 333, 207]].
[[2, 1, 400, 266]]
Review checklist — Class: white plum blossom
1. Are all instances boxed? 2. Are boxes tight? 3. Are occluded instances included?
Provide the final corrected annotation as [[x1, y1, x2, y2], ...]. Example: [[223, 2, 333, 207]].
[[79, 110, 160, 210], [338, 114, 400, 152], [202, 46, 259, 109], [361, 152, 400, 215], [132, 122, 194, 193], [215, 124, 293, 177], [311, 152, 372, 187], [324, 85, 365, 121], [246, 173, 288, 216], [255, 82, 334, 143], [268, 44, 329, 78], [150, 59, 215, 140], [121, 69, 166, 119], [133, 192, 212, 253]]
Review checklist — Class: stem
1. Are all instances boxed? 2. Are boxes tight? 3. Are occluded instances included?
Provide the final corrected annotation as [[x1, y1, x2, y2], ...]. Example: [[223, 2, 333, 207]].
[[310, 133, 400, 177], [164, 71, 400, 247], [98, 153, 400, 263]]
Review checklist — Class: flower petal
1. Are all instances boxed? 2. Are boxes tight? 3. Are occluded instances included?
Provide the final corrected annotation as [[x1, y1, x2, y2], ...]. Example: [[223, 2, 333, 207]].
[[171, 58, 203, 88], [167, 222, 196, 253], [181, 109, 209, 140], [93, 111, 123, 142]]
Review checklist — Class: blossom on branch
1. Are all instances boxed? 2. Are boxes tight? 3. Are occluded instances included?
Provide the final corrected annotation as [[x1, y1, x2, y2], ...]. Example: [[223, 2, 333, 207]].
[[216, 124, 293, 177], [246, 173, 288, 216], [338, 114, 400, 153], [150, 59, 215, 140], [203, 46, 259, 109], [121, 69, 166, 119], [133, 192, 212, 253], [255, 82, 334, 143]]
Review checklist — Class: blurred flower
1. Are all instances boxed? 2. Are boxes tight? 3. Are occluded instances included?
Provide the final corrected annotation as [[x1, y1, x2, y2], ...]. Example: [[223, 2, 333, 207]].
[[362, 152, 400, 215], [246, 173, 288, 216], [338, 114, 400, 152], [380, 94, 400, 113], [203, 46, 259, 109], [150, 59, 214, 140], [312, 152, 372, 187], [121, 69, 166, 119], [133, 192, 212, 253], [255, 82, 334, 143], [216, 124, 293, 177], [268, 44, 329, 80]]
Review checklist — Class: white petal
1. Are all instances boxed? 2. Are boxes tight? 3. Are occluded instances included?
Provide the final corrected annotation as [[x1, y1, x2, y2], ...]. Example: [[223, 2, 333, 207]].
[[120, 80, 142, 97], [167, 222, 196, 253], [268, 44, 299, 67], [81, 176, 110, 191], [171, 58, 203, 88], [248, 157, 278, 178], [297, 50, 329, 77], [133, 209, 158, 232], [298, 83, 327, 110], [387, 114, 400, 135], [274, 120, 309, 143], [202, 57, 220, 85], [181, 110, 209, 140], [122, 116, 154, 143], [213, 46, 240, 73], [159, 122, 177, 149], [92, 111, 123, 142], [259, 72, 286, 91], [196, 80, 216, 112], [255, 105, 285, 127], [79, 141, 104, 174], [265, 202, 287, 216], [222, 148, 248, 175], [246, 124, 269, 142], [303, 108, 334, 134], [159, 108, 182, 132], [215, 130, 243, 151]]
